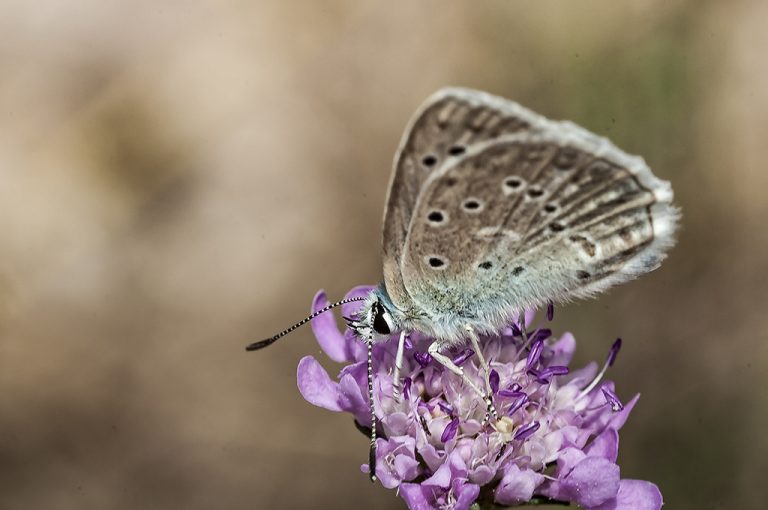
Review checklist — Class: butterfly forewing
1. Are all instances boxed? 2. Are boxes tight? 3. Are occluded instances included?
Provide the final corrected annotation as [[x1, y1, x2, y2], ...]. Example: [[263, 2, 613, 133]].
[[382, 89, 553, 309], [399, 128, 677, 332]]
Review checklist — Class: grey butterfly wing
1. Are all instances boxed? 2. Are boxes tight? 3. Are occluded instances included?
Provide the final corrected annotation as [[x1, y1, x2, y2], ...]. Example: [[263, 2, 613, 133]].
[[399, 126, 678, 335], [382, 88, 554, 310]]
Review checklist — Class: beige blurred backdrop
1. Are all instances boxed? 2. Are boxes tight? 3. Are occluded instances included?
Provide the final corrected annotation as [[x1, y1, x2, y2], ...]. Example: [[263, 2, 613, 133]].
[[1, 1, 766, 509]]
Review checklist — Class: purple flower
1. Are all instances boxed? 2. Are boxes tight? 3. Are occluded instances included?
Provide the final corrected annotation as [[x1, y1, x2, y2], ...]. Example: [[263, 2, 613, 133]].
[[365, 436, 420, 489], [400, 451, 480, 510], [297, 286, 663, 510]]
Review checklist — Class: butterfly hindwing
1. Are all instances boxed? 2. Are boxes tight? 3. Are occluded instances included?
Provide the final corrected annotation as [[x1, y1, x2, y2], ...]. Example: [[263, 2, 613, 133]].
[[399, 127, 677, 333]]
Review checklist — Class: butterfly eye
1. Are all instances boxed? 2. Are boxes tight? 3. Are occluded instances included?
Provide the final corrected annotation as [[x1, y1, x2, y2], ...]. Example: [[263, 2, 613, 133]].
[[372, 302, 392, 335]]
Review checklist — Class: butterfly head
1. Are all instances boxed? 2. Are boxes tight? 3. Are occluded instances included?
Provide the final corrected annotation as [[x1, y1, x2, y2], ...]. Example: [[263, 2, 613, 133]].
[[345, 285, 404, 342]]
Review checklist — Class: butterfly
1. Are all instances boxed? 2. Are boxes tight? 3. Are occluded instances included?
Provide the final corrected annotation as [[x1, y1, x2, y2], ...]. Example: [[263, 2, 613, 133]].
[[247, 87, 678, 480]]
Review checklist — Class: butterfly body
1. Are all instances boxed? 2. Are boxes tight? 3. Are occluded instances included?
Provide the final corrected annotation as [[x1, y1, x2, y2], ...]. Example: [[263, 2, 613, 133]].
[[352, 88, 677, 351]]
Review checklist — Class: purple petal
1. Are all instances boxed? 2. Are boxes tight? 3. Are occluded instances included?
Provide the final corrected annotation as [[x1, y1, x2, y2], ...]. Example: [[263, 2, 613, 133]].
[[602, 386, 624, 412], [373, 437, 420, 489], [494, 464, 544, 505], [581, 390, 638, 437], [423, 451, 462, 489], [585, 428, 619, 463], [418, 443, 445, 473], [554, 446, 587, 477], [606, 394, 639, 431], [393, 455, 420, 483], [441, 417, 460, 443], [341, 329, 368, 362], [296, 356, 343, 412], [489, 369, 500, 394], [514, 420, 540, 441], [403, 335, 413, 350], [547, 332, 576, 366], [338, 372, 369, 423], [547, 299, 554, 321], [526, 340, 544, 369], [398, 483, 432, 509], [414, 351, 433, 368], [566, 361, 599, 388], [438, 401, 454, 416], [591, 479, 663, 510], [452, 348, 475, 366], [469, 465, 496, 486], [607, 337, 622, 367], [340, 285, 374, 318], [453, 481, 481, 510], [310, 291, 354, 363], [338, 360, 367, 395], [560, 456, 620, 508], [381, 412, 411, 437]]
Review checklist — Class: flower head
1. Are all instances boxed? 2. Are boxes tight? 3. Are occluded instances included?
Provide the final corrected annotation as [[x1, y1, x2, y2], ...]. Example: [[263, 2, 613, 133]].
[[297, 286, 662, 510]]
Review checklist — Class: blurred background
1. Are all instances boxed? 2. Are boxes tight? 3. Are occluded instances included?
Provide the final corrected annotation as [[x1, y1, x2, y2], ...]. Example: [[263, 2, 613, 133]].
[[0, 1, 766, 509]]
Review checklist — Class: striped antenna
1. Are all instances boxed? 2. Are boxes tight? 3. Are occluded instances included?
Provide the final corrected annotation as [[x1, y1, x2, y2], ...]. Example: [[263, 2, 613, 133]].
[[367, 334, 378, 483], [245, 296, 367, 351]]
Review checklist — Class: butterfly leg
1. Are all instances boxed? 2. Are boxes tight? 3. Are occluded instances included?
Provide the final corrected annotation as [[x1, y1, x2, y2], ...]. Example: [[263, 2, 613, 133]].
[[391, 331, 407, 403], [467, 327, 499, 421], [465, 327, 491, 392], [427, 341, 496, 422], [465, 327, 498, 422]]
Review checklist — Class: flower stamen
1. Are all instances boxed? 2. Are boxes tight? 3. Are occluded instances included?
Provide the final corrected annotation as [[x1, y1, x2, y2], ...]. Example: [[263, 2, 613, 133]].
[[513, 420, 540, 441], [578, 338, 623, 400], [441, 417, 460, 442], [602, 386, 624, 412]]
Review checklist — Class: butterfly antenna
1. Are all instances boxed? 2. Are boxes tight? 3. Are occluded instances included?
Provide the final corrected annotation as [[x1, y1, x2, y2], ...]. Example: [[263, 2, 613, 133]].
[[245, 296, 367, 351], [367, 333, 378, 483]]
